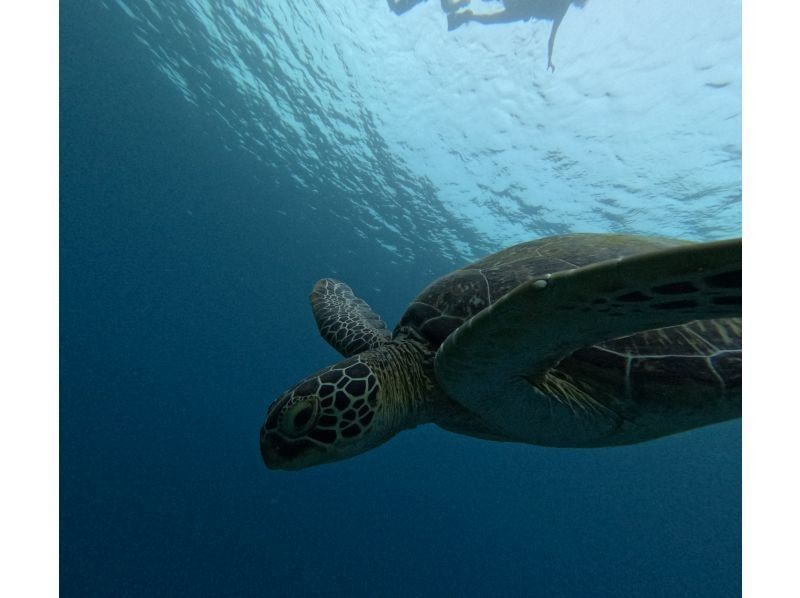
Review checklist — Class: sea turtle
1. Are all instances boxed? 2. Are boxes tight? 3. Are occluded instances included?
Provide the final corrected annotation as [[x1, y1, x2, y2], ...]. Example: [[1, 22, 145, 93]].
[[260, 233, 741, 470]]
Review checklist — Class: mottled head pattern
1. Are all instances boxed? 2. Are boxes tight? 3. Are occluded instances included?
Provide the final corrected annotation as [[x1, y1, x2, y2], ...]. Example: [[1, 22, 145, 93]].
[[260, 356, 381, 470]]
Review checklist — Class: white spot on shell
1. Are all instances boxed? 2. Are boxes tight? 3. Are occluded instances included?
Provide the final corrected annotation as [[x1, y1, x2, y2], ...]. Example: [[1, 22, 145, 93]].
[[532, 279, 548, 289]]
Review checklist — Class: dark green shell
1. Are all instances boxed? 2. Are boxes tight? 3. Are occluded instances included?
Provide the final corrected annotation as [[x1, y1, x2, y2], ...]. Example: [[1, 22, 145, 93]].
[[397, 234, 688, 346], [396, 233, 741, 418]]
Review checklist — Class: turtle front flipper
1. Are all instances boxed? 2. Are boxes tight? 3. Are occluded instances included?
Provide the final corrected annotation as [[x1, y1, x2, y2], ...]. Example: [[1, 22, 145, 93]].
[[434, 238, 742, 447], [310, 279, 392, 357]]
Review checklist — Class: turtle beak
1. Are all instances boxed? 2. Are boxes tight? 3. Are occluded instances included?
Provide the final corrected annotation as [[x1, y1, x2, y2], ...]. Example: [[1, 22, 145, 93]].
[[259, 425, 315, 471], [259, 429, 281, 470]]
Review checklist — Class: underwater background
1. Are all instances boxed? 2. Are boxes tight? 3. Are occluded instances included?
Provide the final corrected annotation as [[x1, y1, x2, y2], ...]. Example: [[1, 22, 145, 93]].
[[61, 1, 741, 596]]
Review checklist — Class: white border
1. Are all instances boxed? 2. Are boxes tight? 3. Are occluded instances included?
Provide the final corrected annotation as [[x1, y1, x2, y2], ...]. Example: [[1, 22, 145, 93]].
[[742, 0, 799, 596], [0, 3, 59, 597]]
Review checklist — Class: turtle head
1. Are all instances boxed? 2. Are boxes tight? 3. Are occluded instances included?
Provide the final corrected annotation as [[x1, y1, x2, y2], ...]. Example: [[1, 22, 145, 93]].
[[260, 356, 387, 470]]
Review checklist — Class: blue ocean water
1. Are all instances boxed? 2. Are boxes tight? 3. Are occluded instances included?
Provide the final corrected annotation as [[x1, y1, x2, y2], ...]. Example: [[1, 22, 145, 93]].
[[61, 1, 741, 596]]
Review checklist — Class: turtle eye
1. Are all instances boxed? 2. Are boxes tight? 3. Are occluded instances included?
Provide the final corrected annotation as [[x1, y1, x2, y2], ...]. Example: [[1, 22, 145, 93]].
[[280, 398, 319, 438]]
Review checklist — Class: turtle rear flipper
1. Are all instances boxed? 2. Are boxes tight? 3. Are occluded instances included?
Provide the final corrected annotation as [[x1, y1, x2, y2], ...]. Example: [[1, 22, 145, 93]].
[[434, 238, 742, 446], [310, 279, 392, 357]]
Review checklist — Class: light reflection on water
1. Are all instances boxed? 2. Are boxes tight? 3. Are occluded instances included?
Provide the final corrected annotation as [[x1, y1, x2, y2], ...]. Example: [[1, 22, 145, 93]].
[[104, 0, 741, 260]]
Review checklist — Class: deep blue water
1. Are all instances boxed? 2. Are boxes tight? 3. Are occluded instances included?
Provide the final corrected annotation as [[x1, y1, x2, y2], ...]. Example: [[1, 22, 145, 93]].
[[61, 1, 741, 596]]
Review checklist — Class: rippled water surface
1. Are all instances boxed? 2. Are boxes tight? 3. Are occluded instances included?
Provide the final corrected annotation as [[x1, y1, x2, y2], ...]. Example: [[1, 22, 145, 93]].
[[106, 0, 740, 260]]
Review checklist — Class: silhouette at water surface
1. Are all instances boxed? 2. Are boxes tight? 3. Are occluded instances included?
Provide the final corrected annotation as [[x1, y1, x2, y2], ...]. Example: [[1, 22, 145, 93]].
[[448, 1, 588, 71]]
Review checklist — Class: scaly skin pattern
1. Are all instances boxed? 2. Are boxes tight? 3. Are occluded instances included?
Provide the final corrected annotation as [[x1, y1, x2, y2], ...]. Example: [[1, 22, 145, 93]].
[[310, 279, 391, 357]]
